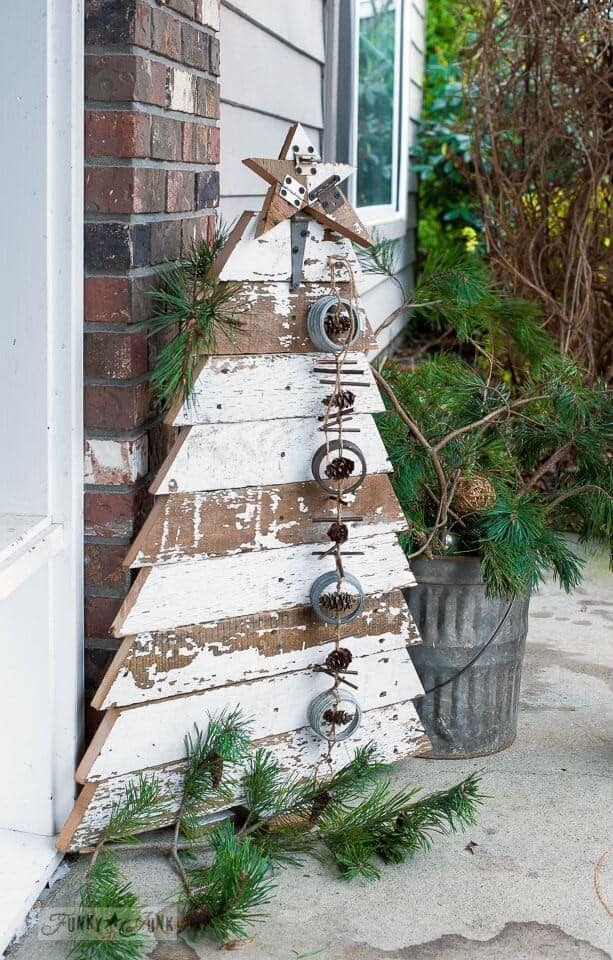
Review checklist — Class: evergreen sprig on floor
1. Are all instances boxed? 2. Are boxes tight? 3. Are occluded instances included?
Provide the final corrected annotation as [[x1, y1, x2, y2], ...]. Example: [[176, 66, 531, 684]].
[[70, 711, 483, 958]]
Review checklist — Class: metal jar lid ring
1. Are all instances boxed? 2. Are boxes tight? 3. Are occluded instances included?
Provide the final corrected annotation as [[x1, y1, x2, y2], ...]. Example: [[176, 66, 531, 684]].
[[306, 296, 361, 353], [310, 571, 365, 625], [311, 440, 367, 495], [308, 689, 362, 742]]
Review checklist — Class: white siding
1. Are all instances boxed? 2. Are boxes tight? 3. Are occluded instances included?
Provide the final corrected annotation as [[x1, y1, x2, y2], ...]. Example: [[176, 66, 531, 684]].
[[219, 0, 425, 353]]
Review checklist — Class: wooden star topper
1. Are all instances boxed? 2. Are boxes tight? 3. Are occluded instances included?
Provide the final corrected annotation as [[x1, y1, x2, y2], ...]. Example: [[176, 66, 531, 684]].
[[243, 122, 373, 248]]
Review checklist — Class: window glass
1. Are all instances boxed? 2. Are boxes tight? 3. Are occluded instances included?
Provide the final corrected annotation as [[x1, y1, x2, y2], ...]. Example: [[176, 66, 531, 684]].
[[356, 0, 401, 209]]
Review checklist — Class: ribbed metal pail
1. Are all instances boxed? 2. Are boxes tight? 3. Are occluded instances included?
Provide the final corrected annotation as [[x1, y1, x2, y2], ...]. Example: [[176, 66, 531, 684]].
[[405, 556, 530, 758]]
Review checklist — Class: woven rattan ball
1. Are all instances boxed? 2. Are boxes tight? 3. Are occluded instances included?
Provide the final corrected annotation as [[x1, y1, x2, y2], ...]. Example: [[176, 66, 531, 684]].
[[452, 474, 496, 516]]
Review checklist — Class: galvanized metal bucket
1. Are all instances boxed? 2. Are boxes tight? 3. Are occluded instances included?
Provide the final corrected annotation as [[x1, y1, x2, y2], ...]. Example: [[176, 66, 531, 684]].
[[405, 556, 530, 758]]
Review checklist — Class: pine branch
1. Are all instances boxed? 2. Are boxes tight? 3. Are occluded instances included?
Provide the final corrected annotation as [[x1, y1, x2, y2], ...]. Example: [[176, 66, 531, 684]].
[[103, 774, 171, 845], [139, 222, 246, 409], [71, 851, 150, 960]]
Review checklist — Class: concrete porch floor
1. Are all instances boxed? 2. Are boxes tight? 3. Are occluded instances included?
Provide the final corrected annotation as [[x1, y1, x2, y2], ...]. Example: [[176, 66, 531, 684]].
[[7, 544, 612, 960]]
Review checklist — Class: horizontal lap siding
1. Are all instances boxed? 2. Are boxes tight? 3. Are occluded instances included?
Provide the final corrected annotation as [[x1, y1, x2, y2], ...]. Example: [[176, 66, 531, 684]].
[[219, 0, 324, 222]]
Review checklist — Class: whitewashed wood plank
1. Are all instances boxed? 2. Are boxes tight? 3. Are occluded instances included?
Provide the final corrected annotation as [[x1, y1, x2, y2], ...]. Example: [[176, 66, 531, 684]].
[[58, 702, 429, 852], [169, 353, 384, 425], [220, 5, 323, 128], [112, 533, 415, 637], [126, 475, 405, 567], [98, 592, 419, 708], [78, 646, 424, 783], [222, 0, 325, 63], [218, 217, 360, 284], [150, 415, 391, 495]]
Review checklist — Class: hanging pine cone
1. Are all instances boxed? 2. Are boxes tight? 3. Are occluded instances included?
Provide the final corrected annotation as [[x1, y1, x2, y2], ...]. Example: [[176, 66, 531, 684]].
[[452, 474, 496, 516], [323, 707, 354, 726], [326, 521, 348, 544], [309, 789, 332, 822], [208, 752, 224, 788], [325, 647, 353, 671], [324, 308, 353, 340], [325, 456, 354, 481], [319, 591, 356, 612], [323, 389, 355, 410]]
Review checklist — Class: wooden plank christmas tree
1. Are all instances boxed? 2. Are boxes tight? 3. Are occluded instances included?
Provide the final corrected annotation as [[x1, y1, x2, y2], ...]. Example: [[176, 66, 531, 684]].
[[58, 124, 429, 853]]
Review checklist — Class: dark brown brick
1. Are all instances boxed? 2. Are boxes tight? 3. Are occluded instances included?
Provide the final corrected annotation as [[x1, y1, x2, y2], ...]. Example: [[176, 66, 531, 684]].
[[85, 381, 150, 430], [192, 123, 210, 162], [85, 595, 125, 639], [85, 647, 119, 692], [151, 115, 182, 160], [195, 76, 219, 118], [151, 6, 182, 60], [209, 35, 220, 76], [86, 110, 151, 159], [167, 0, 196, 17], [85, 222, 130, 270], [181, 212, 214, 248], [85, 594, 123, 636], [195, 170, 219, 208], [182, 23, 209, 70], [86, 0, 130, 45], [85, 167, 132, 214], [84, 276, 130, 324], [208, 124, 220, 163], [85, 330, 148, 379], [150, 219, 182, 263], [85, 222, 151, 271], [86, 54, 166, 106], [85, 486, 150, 538], [166, 170, 196, 212], [85, 543, 131, 591]]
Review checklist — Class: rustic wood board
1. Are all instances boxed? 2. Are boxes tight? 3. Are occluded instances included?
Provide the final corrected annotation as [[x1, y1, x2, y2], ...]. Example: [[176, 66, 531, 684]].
[[150, 415, 391, 495], [210, 281, 379, 355], [78, 646, 425, 783], [126, 474, 405, 568], [58, 702, 430, 853], [166, 352, 384, 426], [217, 217, 360, 284], [95, 590, 419, 709], [112, 533, 415, 638]]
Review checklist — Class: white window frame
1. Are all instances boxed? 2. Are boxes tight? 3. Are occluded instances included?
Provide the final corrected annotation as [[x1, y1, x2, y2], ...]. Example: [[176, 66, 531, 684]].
[[347, 0, 409, 238]]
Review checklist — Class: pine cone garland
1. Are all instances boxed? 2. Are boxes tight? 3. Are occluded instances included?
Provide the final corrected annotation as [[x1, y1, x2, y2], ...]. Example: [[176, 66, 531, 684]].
[[452, 474, 496, 516], [326, 521, 348, 544], [325, 647, 353, 671], [319, 591, 357, 613], [323, 707, 354, 726], [325, 456, 354, 481], [324, 308, 353, 340], [323, 389, 355, 410]]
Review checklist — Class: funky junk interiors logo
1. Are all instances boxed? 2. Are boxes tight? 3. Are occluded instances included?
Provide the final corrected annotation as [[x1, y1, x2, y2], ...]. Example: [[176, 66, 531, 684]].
[[38, 904, 178, 942]]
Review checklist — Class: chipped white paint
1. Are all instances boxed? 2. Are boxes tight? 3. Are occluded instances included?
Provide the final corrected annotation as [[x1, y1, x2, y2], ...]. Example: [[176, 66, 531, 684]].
[[62, 703, 428, 851], [218, 217, 360, 283], [84, 436, 148, 485], [79, 647, 424, 782], [151, 415, 391, 494], [127, 476, 404, 567], [99, 613, 418, 708], [113, 533, 415, 637], [170, 353, 383, 425]]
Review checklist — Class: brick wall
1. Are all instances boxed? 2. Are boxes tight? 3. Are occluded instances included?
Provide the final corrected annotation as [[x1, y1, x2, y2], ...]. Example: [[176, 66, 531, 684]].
[[84, 0, 220, 730]]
